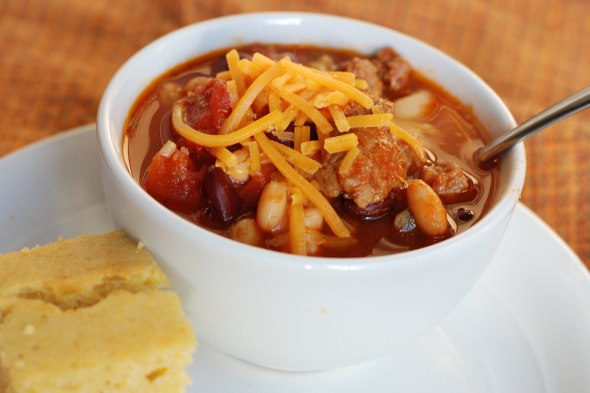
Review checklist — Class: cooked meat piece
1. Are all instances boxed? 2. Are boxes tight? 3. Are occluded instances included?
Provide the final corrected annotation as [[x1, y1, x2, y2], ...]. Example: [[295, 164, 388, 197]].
[[342, 58, 383, 97], [342, 94, 395, 117], [318, 127, 407, 209], [373, 47, 412, 95], [398, 140, 426, 175], [418, 160, 472, 203]]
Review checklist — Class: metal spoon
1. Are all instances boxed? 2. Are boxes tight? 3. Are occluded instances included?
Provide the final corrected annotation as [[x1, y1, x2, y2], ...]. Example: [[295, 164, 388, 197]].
[[477, 85, 590, 162]]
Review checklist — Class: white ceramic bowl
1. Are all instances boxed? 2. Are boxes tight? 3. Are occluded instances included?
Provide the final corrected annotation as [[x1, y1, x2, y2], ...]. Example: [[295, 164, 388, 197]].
[[97, 12, 525, 371]]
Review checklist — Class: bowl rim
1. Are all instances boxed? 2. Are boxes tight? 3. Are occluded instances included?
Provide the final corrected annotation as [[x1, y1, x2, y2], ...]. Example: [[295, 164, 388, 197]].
[[97, 11, 525, 270]]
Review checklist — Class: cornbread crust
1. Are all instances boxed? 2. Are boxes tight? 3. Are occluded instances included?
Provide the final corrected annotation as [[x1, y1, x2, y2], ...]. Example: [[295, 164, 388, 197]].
[[0, 231, 170, 310], [0, 290, 195, 392]]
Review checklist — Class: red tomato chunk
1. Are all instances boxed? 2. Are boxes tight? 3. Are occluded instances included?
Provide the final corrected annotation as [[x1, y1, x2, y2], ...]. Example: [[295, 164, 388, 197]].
[[145, 149, 205, 213], [185, 79, 232, 133]]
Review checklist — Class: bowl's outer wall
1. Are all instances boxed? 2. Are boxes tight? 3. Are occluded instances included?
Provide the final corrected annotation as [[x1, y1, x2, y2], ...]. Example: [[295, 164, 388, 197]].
[[97, 13, 525, 370]]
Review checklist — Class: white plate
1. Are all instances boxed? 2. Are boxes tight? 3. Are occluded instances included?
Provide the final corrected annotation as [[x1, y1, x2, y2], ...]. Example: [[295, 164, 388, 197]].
[[1, 124, 590, 392]]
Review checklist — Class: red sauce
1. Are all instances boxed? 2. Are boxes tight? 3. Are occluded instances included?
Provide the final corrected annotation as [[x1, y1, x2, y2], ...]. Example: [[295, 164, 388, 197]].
[[124, 44, 499, 258]]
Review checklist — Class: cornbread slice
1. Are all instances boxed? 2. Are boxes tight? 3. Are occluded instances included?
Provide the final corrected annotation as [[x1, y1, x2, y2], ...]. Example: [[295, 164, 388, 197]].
[[0, 290, 195, 392], [0, 231, 196, 392], [0, 231, 170, 309]]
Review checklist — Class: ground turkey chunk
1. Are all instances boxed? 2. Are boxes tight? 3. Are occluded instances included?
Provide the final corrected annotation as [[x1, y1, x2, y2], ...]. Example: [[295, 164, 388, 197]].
[[418, 160, 472, 202], [318, 127, 407, 209], [373, 47, 412, 95], [342, 58, 384, 97]]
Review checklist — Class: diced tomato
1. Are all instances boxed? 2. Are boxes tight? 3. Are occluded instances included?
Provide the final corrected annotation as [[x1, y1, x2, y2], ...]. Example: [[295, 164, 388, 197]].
[[185, 79, 232, 133], [145, 149, 205, 213]]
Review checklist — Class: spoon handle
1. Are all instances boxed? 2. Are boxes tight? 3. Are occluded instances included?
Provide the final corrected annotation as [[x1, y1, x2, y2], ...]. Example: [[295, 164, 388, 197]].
[[478, 85, 590, 162]]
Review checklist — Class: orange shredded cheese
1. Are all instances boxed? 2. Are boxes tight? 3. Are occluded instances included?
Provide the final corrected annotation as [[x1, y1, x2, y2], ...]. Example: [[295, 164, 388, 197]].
[[271, 141, 322, 175], [276, 104, 299, 132], [271, 71, 294, 89], [339, 146, 360, 174], [226, 80, 239, 109], [220, 62, 287, 135], [354, 79, 369, 90], [324, 133, 358, 154], [290, 203, 307, 256], [253, 132, 350, 238], [287, 185, 307, 205], [312, 91, 349, 108], [237, 58, 264, 79], [215, 70, 232, 80], [279, 58, 374, 109], [226, 49, 247, 97], [294, 126, 310, 152], [252, 52, 276, 69], [294, 111, 308, 126], [328, 71, 356, 86], [388, 121, 427, 161], [173, 104, 282, 147], [328, 105, 350, 132], [281, 80, 308, 95], [272, 87, 333, 134], [248, 141, 261, 175], [300, 140, 321, 155], [346, 113, 393, 128]]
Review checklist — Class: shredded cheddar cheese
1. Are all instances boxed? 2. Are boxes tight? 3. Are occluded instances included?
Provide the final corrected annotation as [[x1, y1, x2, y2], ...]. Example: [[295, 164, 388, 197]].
[[388, 121, 427, 161], [346, 113, 393, 128], [168, 48, 417, 246], [279, 58, 374, 109], [324, 133, 358, 154], [339, 146, 360, 174], [271, 141, 322, 175], [290, 203, 307, 256], [327, 105, 350, 133], [216, 70, 232, 80], [300, 140, 321, 155], [252, 52, 276, 69], [237, 58, 264, 79], [294, 126, 310, 152], [172, 104, 282, 147], [226, 49, 247, 97], [247, 141, 261, 175], [327, 71, 356, 86], [220, 62, 287, 135]]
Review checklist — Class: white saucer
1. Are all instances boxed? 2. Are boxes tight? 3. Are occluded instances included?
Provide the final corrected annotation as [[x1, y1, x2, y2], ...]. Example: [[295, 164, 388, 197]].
[[1, 124, 590, 392]]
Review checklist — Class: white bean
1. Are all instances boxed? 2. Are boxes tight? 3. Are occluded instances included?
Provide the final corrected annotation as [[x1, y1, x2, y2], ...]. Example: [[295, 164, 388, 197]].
[[257, 181, 288, 233], [233, 147, 250, 164], [407, 179, 448, 237], [394, 90, 435, 120], [228, 161, 251, 183], [303, 207, 324, 231], [159, 82, 183, 105], [230, 218, 265, 247]]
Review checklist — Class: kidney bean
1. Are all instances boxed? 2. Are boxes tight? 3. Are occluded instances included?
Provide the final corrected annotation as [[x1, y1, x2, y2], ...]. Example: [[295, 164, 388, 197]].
[[341, 186, 407, 220], [203, 167, 239, 224]]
